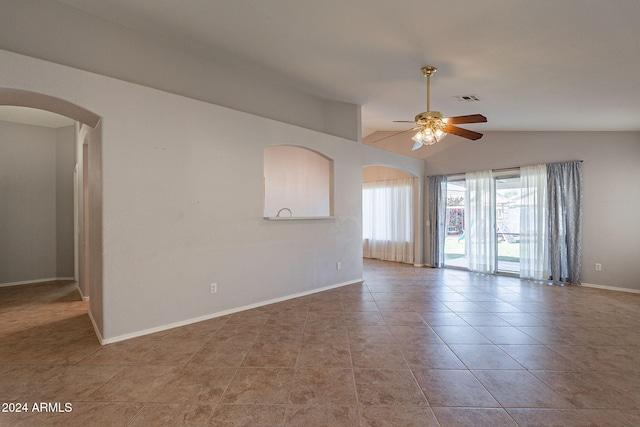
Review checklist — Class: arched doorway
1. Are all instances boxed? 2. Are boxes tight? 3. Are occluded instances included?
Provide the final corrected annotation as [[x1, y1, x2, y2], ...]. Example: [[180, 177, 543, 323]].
[[0, 88, 100, 127], [0, 88, 102, 337], [362, 165, 421, 265]]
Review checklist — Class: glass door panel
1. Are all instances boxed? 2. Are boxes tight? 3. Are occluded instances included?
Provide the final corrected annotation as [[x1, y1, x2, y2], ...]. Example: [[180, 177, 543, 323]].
[[444, 179, 467, 268], [495, 176, 521, 273]]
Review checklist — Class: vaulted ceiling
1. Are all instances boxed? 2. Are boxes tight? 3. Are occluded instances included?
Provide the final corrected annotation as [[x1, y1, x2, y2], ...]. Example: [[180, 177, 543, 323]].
[[49, 1, 640, 156]]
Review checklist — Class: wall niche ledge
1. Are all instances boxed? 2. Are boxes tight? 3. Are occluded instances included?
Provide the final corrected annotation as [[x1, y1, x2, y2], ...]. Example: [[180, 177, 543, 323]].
[[263, 216, 337, 221]]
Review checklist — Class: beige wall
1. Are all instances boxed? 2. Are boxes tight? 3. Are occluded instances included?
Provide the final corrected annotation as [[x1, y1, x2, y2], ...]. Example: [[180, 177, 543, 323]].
[[0, 49, 423, 342], [76, 121, 103, 329], [55, 125, 76, 278], [424, 131, 640, 291], [0, 121, 75, 285]]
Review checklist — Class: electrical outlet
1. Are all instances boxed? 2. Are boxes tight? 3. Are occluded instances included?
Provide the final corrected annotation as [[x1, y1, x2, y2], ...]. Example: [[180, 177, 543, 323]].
[[210, 283, 217, 293], [595, 263, 602, 271]]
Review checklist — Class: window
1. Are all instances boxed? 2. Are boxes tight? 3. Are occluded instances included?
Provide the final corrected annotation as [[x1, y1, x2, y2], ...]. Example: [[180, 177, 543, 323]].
[[362, 177, 415, 263]]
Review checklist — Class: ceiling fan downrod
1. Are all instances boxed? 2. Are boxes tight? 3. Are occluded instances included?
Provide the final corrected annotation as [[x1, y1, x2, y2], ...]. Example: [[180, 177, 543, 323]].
[[422, 66, 437, 113]]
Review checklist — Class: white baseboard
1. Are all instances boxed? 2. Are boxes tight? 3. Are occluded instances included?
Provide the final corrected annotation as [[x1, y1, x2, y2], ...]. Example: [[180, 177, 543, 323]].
[[0, 277, 75, 288], [100, 278, 364, 345], [88, 310, 105, 345], [581, 282, 640, 294], [75, 283, 90, 301]]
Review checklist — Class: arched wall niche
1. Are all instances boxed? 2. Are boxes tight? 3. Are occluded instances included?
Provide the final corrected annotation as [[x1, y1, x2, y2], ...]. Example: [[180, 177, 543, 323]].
[[264, 145, 334, 218]]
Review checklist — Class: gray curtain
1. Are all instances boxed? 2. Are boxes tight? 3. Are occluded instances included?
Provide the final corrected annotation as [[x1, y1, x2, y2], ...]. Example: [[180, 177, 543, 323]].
[[428, 175, 447, 267], [547, 161, 583, 284]]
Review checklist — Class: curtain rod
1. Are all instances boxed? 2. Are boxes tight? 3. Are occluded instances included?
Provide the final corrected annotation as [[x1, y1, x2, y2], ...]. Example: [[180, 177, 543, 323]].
[[428, 160, 583, 178]]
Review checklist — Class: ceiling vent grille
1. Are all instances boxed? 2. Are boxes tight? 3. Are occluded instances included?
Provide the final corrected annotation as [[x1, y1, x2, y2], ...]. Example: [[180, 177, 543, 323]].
[[454, 94, 481, 102]]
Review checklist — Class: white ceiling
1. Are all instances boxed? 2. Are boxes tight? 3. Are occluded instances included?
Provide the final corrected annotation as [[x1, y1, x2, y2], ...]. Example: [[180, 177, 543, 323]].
[[56, 0, 640, 141]]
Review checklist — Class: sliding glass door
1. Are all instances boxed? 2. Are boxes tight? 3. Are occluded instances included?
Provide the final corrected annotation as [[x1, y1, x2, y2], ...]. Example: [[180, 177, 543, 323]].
[[443, 172, 522, 274]]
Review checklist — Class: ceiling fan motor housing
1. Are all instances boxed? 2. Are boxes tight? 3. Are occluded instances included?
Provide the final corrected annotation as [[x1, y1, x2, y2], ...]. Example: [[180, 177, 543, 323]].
[[415, 111, 445, 129], [415, 111, 443, 122]]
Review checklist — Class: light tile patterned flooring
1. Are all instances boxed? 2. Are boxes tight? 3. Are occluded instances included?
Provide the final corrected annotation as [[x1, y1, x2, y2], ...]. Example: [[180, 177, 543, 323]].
[[1, 259, 640, 426]]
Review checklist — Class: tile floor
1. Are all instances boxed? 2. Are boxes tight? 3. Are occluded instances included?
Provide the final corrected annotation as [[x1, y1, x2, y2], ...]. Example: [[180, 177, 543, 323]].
[[1, 259, 640, 426]]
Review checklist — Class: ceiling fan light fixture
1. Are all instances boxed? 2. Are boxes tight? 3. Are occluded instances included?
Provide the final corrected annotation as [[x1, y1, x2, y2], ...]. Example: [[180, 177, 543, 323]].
[[412, 114, 447, 146], [412, 126, 446, 146]]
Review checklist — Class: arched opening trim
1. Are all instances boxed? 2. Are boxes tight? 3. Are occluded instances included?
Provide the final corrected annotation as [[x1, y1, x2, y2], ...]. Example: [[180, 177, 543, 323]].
[[0, 88, 100, 128]]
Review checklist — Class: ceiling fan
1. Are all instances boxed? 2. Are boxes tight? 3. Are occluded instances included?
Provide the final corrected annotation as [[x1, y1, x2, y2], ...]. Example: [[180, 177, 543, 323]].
[[373, 66, 487, 150]]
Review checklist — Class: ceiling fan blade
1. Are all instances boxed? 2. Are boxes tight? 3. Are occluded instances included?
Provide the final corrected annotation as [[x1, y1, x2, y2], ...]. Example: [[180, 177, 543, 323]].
[[444, 124, 483, 140], [393, 120, 416, 123], [368, 126, 418, 144], [444, 114, 487, 125], [411, 141, 424, 151]]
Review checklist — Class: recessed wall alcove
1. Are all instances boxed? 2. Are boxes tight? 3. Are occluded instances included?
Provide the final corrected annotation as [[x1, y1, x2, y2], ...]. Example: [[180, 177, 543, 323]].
[[263, 145, 334, 219]]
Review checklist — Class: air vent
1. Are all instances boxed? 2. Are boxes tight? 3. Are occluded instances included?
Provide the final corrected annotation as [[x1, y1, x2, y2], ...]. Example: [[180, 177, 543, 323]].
[[454, 94, 481, 102]]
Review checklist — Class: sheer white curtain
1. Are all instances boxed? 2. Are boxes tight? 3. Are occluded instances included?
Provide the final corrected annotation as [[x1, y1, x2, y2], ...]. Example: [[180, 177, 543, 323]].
[[363, 178, 414, 264], [465, 170, 495, 273], [520, 164, 549, 280]]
